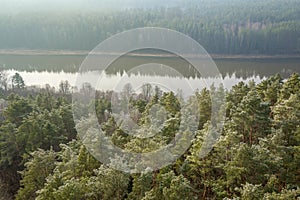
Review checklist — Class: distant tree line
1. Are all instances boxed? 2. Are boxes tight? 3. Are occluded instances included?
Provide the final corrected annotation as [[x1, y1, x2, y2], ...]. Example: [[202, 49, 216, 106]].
[[0, 0, 300, 54]]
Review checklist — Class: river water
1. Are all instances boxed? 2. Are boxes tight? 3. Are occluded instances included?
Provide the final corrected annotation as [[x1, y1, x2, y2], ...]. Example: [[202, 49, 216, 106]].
[[1, 54, 299, 92]]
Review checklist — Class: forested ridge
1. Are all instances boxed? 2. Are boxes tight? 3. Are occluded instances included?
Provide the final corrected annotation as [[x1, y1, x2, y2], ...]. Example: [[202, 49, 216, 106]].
[[1, 0, 300, 54], [0, 73, 299, 199]]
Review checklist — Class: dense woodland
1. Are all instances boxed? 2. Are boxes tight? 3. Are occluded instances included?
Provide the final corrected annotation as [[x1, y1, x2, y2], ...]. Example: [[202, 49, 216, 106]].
[[0, 0, 299, 199], [0, 0, 300, 54], [0, 72, 299, 199]]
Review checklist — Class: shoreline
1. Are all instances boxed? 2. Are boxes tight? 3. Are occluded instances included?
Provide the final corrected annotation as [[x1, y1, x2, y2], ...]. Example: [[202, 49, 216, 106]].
[[0, 49, 299, 59]]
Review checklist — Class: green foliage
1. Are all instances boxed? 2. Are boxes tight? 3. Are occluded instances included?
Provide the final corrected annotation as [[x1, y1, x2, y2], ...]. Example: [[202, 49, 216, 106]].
[[16, 149, 57, 200], [0, 73, 299, 199], [142, 171, 196, 200], [127, 173, 153, 200], [263, 187, 300, 199], [0, 122, 21, 195], [239, 183, 264, 200], [279, 73, 300, 100], [226, 81, 250, 118], [196, 88, 212, 129], [11, 73, 25, 90], [256, 74, 282, 105], [4, 94, 32, 126], [230, 89, 271, 144], [35, 141, 128, 200], [0, 91, 76, 196]]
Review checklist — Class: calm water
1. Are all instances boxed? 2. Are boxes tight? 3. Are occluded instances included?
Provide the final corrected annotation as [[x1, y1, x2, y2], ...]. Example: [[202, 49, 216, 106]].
[[1, 54, 299, 91]]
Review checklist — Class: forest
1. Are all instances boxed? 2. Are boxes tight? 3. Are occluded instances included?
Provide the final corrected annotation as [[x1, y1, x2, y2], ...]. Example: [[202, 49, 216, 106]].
[[0, 0, 299, 199], [0, 0, 300, 54], [0, 72, 299, 199]]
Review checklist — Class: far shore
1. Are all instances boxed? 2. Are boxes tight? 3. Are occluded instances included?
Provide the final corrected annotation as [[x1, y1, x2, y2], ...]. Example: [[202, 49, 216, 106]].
[[0, 49, 299, 59]]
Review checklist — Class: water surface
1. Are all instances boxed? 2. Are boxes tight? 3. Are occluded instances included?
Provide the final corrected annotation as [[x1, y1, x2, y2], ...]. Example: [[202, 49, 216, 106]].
[[1, 54, 299, 91]]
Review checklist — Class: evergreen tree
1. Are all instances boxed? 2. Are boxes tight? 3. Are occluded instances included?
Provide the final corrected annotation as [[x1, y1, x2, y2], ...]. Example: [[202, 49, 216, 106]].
[[11, 73, 25, 90]]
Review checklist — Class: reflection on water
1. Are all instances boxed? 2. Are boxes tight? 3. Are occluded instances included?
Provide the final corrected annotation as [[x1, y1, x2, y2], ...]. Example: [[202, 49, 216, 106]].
[[0, 54, 299, 79], [0, 55, 82, 72], [215, 58, 300, 79], [1, 54, 299, 91], [5, 69, 265, 92]]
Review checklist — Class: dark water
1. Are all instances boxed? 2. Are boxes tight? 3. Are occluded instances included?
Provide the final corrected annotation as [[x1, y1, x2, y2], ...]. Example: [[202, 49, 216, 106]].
[[0, 54, 299, 89]]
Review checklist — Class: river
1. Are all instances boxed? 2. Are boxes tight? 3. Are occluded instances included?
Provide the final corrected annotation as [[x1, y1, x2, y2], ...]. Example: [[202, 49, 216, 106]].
[[1, 54, 299, 92]]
